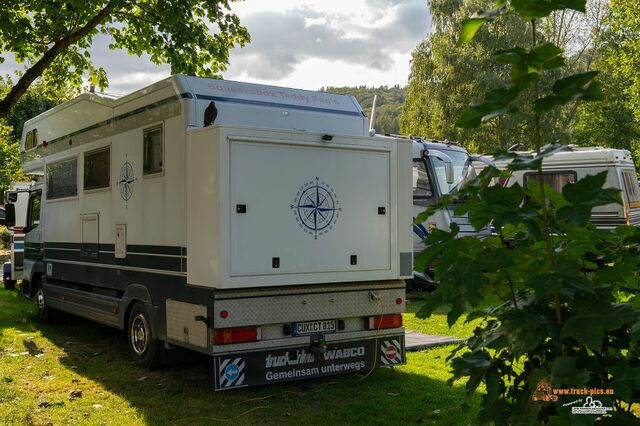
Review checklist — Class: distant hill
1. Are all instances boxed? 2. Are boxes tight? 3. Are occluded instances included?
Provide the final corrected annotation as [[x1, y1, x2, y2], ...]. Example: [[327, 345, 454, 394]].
[[322, 85, 406, 136]]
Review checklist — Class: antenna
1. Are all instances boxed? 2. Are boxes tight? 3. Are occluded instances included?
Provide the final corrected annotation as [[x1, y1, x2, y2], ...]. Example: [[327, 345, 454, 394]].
[[368, 94, 378, 137]]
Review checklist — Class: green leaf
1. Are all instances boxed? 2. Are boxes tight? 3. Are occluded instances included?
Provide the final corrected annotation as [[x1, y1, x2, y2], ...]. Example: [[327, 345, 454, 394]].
[[535, 72, 604, 114], [456, 86, 521, 128], [458, 18, 487, 45], [458, 6, 506, 45], [632, 321, 640, 345], [496, 43, 565, 89], [610, 365, 640, 402], [511, 0, 586, 20], [562, 171, 622, 208], [551, 357, 590, 386]]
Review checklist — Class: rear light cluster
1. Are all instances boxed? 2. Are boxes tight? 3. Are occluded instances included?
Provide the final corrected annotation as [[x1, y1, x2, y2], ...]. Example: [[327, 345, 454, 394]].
[[214, 327, 260, 344], [367, 313, 402, 330]]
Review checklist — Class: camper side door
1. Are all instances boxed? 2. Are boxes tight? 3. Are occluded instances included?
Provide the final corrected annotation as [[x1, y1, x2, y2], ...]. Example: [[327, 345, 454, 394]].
[[23, 190, 43, 283]]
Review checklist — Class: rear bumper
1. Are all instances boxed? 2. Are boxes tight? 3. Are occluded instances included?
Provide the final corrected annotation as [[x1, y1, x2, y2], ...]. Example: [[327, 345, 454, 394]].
[[213, 331, 405, 390]]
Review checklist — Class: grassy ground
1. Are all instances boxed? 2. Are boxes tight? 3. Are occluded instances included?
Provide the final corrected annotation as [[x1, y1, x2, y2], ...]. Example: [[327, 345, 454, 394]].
[[0, 289, 479, 425], [403, 294, 483, 339]]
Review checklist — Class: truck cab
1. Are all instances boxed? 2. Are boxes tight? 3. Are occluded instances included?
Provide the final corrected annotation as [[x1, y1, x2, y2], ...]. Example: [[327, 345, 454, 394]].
[[3, 182, 34, 289], [411, 139, 492, 288]]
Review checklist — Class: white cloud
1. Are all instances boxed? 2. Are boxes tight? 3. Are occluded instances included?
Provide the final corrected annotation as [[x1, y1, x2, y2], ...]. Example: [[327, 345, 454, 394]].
[[0, 0, 431, 94]]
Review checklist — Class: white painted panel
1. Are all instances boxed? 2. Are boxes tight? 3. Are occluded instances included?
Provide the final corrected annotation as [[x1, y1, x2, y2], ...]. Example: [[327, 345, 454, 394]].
[[166, 299, 208, 348], [229, 140, 390, 276]]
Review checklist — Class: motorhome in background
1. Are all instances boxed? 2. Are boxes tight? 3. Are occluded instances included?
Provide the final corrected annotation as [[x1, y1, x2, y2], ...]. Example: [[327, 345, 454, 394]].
[[3, 182, 32, 290], [488, 146, 640, 228], [11, 75, 412, 390], [410, 138, 493, 289]]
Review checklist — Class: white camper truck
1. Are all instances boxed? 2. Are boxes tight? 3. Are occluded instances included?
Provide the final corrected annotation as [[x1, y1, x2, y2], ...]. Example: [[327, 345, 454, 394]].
[[490, 146, 640, 228], [411, 138, 493, 289], [11, 76, 412, 390], [2, 182, 31, 289]]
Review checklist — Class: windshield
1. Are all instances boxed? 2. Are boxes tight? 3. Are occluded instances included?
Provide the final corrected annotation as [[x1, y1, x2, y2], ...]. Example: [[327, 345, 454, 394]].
[[429, 149, 472, 195]]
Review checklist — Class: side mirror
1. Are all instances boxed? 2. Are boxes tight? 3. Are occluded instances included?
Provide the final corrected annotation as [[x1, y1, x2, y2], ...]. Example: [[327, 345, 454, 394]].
[[444, 162, 454, 184], [5, 204, 15, 228], [423, 149, 455, 184], [6, 191, 18, 203]]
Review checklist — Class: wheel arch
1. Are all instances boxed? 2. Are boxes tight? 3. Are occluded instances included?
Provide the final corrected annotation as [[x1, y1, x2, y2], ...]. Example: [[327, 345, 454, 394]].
[[120, 284, 158, 339]]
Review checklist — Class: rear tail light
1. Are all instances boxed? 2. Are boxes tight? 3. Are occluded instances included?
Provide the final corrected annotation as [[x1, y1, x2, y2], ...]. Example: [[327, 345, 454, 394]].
[[214, 327, 260, 344], [368, 314, 403, 330]]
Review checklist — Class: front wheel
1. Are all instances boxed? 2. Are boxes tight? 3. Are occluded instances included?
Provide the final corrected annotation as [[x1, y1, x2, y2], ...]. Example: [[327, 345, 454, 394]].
[[127, 302, 161, 369], [3, 278, 16, 290], [34, 284, 59, 324]]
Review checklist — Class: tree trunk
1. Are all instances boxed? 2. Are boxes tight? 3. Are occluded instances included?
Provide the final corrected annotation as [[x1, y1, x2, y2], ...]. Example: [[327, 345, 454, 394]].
[[0, 1, 117, 120]]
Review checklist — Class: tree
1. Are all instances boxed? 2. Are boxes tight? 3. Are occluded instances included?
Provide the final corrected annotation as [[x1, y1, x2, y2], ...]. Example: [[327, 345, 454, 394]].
[[323, 85, 406, 135], [573, 0, 640, 155], [606, 0, 640, 122], [574, 63, 640, 152], [0, 79, 69, 191], [400, 0, 608, 153], [0, 0, 249, 119], [416, 0, 640, 423]]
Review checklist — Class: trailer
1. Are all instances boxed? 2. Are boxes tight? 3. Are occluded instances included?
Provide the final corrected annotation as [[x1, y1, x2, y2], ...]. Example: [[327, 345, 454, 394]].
[[9, 75, 412, 390], [2, 182, 31, 290], [488, 146, 640, 228]]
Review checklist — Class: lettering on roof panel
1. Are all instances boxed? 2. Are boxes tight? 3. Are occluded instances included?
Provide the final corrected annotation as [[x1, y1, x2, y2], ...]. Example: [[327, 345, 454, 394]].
[[186, 78, 361, 114]]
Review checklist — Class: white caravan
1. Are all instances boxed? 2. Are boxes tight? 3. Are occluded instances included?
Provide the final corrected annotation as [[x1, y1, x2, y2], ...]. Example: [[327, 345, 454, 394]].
[[410, 138, 493, 289], [2, 182, 32, 289], [11, 76, 412, 390], [490, 146, 640, 228]]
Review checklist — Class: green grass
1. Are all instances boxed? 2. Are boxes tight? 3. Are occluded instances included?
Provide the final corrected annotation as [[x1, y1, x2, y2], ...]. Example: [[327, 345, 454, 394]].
[[0, 289, 480, 425], [404, 293, 482, 339]]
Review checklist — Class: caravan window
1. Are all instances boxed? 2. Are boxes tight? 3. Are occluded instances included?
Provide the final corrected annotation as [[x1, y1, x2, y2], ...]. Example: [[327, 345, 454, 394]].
[[143, 126, 163, 175], [84, 146, 110, 190], [25, 131, 33, 150], [47, 157, 78, 199], [524, 171, 576, 193]]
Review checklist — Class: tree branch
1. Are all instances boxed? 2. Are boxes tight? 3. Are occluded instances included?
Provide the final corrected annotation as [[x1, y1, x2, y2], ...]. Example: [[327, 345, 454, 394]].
[[0, 1, 119, 119]]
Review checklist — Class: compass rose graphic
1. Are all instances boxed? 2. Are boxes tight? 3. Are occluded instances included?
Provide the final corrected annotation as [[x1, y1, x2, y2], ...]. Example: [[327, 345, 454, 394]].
[[118, 161, 137, 204], [291, 177, 341, 239]]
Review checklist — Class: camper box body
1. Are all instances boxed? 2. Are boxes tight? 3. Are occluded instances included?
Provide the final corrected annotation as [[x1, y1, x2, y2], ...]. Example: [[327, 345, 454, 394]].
[[18, 76, 412, 390], [493, 147, 640, 228]]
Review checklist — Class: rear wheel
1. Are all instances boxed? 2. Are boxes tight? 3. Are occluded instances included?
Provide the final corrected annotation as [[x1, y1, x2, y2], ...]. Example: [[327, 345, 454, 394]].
[[127, 302, 161, 369]]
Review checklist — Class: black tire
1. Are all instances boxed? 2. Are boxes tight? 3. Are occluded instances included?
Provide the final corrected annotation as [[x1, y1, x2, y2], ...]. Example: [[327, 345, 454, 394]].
[[33, 280, 59, 324], [127, 302, 161, 369], [3, 278, 16, 290]]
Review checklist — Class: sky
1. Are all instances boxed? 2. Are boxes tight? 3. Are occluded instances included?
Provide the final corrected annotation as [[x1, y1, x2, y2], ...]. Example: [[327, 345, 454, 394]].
[[0, 0, 431, 95]]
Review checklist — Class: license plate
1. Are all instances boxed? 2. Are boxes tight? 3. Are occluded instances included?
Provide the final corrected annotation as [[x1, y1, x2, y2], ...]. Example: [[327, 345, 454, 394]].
[[292, 319, 336, 336]]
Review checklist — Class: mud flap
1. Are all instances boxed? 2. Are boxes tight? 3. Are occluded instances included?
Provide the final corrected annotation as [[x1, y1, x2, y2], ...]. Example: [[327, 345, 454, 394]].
[[213, 334, 405, 390]]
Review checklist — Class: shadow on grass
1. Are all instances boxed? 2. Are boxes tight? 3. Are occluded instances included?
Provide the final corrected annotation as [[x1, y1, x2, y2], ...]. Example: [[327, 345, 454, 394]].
[[33, 313, 479, 425]]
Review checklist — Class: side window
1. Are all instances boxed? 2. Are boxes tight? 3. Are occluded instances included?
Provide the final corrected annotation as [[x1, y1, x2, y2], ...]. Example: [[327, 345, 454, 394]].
[[621, 170, 640, 207], [25, 131, 33, 150], [413, 160, 433, 206], [524, 171, 576, 193], [84, 146, 110, 190], [47, 157, 78, 199], [143, 125, 163, 175], [28, 192, 41, 230], [413, 160, 433, 202]]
